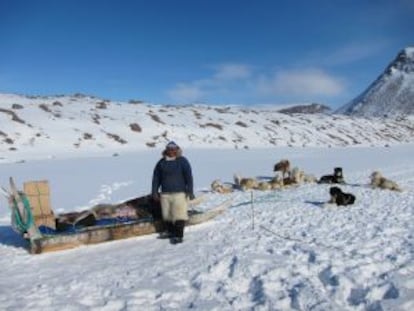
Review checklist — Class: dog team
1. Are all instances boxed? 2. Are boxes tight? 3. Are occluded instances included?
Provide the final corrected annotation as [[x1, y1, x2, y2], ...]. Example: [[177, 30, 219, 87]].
[[211, 159, 403, 207]]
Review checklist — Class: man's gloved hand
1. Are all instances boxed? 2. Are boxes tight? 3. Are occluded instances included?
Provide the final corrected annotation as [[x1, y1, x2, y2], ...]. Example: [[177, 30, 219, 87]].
[[187, 193, 195, 201], [152, 193, 160, 202]]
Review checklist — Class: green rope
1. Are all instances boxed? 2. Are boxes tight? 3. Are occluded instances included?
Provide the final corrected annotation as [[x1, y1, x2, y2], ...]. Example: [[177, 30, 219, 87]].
[[12, 193, 35, 234]]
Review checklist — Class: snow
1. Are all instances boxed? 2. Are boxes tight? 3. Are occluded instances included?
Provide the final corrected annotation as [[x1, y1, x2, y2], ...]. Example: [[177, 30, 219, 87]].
[[1, 145, 413, 310], [1, 93, 414, 165], [405, 47, 414, 58], [1, 91, 414, 309]]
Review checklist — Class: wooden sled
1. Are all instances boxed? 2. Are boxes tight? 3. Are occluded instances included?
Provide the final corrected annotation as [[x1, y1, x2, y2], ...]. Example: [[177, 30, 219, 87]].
[[3, 178, 231, 254]]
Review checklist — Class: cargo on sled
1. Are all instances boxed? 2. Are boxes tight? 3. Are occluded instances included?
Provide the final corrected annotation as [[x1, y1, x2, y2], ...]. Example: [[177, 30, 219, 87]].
[[1, 178, 230, 254]]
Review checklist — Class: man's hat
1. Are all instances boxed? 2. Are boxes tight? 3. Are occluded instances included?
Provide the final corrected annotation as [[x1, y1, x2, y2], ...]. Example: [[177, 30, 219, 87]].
[[166, 141, 179, 149]]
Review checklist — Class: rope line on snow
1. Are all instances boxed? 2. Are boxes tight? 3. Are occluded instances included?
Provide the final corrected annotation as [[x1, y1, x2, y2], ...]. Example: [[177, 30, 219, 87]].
[[259, 224, 410, 276], [248, 191, 411, 275], [229, 188, 410, 277]]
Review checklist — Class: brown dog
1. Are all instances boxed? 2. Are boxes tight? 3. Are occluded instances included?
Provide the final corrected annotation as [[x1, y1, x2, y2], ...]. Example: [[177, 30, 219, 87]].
[[273, 159, 290, 179]]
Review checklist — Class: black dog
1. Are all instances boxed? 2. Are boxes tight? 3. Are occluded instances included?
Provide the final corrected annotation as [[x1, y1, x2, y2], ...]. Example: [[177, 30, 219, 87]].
[[318, 167, 345, 184], [329, 186, 355, 206]]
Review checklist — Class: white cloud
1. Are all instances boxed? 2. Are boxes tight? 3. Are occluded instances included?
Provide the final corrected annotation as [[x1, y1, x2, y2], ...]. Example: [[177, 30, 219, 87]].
[[167, 63, 252, 103], [316, 41, 390, 66], [258, 69, 345, 96], [167, 64, 346, 104], [167, 83, 204, 103], [212, 64, 252, 80]]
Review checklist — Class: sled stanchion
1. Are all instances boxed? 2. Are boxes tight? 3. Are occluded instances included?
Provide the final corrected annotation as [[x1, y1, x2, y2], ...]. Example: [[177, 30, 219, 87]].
[[251, 191, 254, 230]]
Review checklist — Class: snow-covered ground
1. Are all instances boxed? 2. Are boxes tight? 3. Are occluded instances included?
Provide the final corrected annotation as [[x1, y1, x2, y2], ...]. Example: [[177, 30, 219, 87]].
[[0, 145, 413, 310]]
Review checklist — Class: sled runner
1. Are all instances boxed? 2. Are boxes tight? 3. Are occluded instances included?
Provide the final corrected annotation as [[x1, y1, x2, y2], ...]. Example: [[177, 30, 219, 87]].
[[2, 178, 230, 254]]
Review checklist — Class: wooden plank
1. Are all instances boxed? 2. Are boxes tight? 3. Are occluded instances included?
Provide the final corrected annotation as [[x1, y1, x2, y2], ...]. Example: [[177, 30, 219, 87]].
[[31, 221, 164, 253]]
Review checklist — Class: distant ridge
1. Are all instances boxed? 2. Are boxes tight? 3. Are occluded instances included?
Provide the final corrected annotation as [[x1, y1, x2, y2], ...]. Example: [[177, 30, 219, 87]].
[[278, 103, 331, 114], [336, 47, 414, 117], [1, 92, 414, 162]]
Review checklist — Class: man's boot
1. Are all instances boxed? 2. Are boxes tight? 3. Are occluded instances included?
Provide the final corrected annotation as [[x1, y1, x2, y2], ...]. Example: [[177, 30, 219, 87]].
[[158, 221, 173, 239], [170, 220, 185, 244]]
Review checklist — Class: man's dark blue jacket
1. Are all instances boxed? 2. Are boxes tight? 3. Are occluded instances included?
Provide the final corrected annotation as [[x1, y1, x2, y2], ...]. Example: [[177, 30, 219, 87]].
[[152, 156, 194, 197]]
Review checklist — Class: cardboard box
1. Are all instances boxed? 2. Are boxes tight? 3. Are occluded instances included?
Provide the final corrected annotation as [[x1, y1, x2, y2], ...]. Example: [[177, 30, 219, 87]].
[[23, 180, 49, 196], [23, 181, 55, 229], [26, 194, 51, 217], [34, 214, 56, 230]]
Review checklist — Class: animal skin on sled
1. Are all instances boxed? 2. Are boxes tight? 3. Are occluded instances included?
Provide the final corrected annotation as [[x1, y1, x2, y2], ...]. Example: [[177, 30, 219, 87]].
[[2, 178, 226, 253], [29, 194, 230, 254]]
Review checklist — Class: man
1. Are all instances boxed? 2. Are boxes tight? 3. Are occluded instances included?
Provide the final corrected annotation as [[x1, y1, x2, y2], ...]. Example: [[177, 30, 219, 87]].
[[151, 141, 194, 244]]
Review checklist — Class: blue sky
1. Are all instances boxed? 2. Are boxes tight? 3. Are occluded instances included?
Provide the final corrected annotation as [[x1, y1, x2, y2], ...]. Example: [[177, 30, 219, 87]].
[[0, 0, 413, 108]]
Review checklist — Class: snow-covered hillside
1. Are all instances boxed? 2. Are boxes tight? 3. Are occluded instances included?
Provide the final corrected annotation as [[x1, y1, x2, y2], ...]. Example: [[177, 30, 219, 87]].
[[337, 47, 414, 117], [1, 93, 414, 163]]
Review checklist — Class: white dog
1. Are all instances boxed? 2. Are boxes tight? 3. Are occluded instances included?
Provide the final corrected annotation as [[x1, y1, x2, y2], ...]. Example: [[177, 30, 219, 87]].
[[370, 171, 402, 192], [211, 179, 233, 193], [233, 174, 259, 191]]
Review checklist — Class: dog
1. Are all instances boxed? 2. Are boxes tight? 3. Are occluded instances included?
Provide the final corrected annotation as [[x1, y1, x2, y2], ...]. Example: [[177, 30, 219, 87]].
[[318, 167, 345, 184], [303, 173, 317, 183], [211, 179, 233, 193], [290, 167, 304, 184], [278, 167, 302, 187], [370, 171, 402, 192], [273, 159, 291, 179], [269, 175, 284, 189], [233, 174, 259, 191], [257, 181, 272, 191], [328, 186, 355, 206]]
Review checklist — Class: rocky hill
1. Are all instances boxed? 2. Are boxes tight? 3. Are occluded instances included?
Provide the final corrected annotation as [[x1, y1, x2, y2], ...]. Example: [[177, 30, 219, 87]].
[[278, 103, 331, 115], [336, 47, 414, 117], [1, 93, 414, 163]]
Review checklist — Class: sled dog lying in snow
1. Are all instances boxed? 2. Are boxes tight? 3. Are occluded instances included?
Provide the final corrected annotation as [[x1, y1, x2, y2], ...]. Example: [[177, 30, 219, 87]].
[[234, 173, 293, 191], [233, 174, 284, 191], [327, 186, 355, 206], [269, 175, 284, 189], [318, 167, 345, 184], [273, 167, 317, 187], [211, 179, 234, 193], [370, 171, 402, 192], [288, 167, 317, 185], [233, 174, 259, 191]]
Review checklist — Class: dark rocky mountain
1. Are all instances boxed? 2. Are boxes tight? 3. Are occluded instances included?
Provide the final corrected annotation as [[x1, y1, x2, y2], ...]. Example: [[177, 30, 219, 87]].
[[278, 103, 331, 114], [336, 47, 414, 117]]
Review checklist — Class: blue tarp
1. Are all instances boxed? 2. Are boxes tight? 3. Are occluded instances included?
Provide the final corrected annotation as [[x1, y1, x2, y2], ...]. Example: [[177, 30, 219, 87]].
[[38, 216, 154, 235]]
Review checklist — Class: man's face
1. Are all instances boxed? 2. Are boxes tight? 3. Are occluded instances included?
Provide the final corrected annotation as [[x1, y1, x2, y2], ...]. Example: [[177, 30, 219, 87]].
[[166, 147, 178, 157]]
